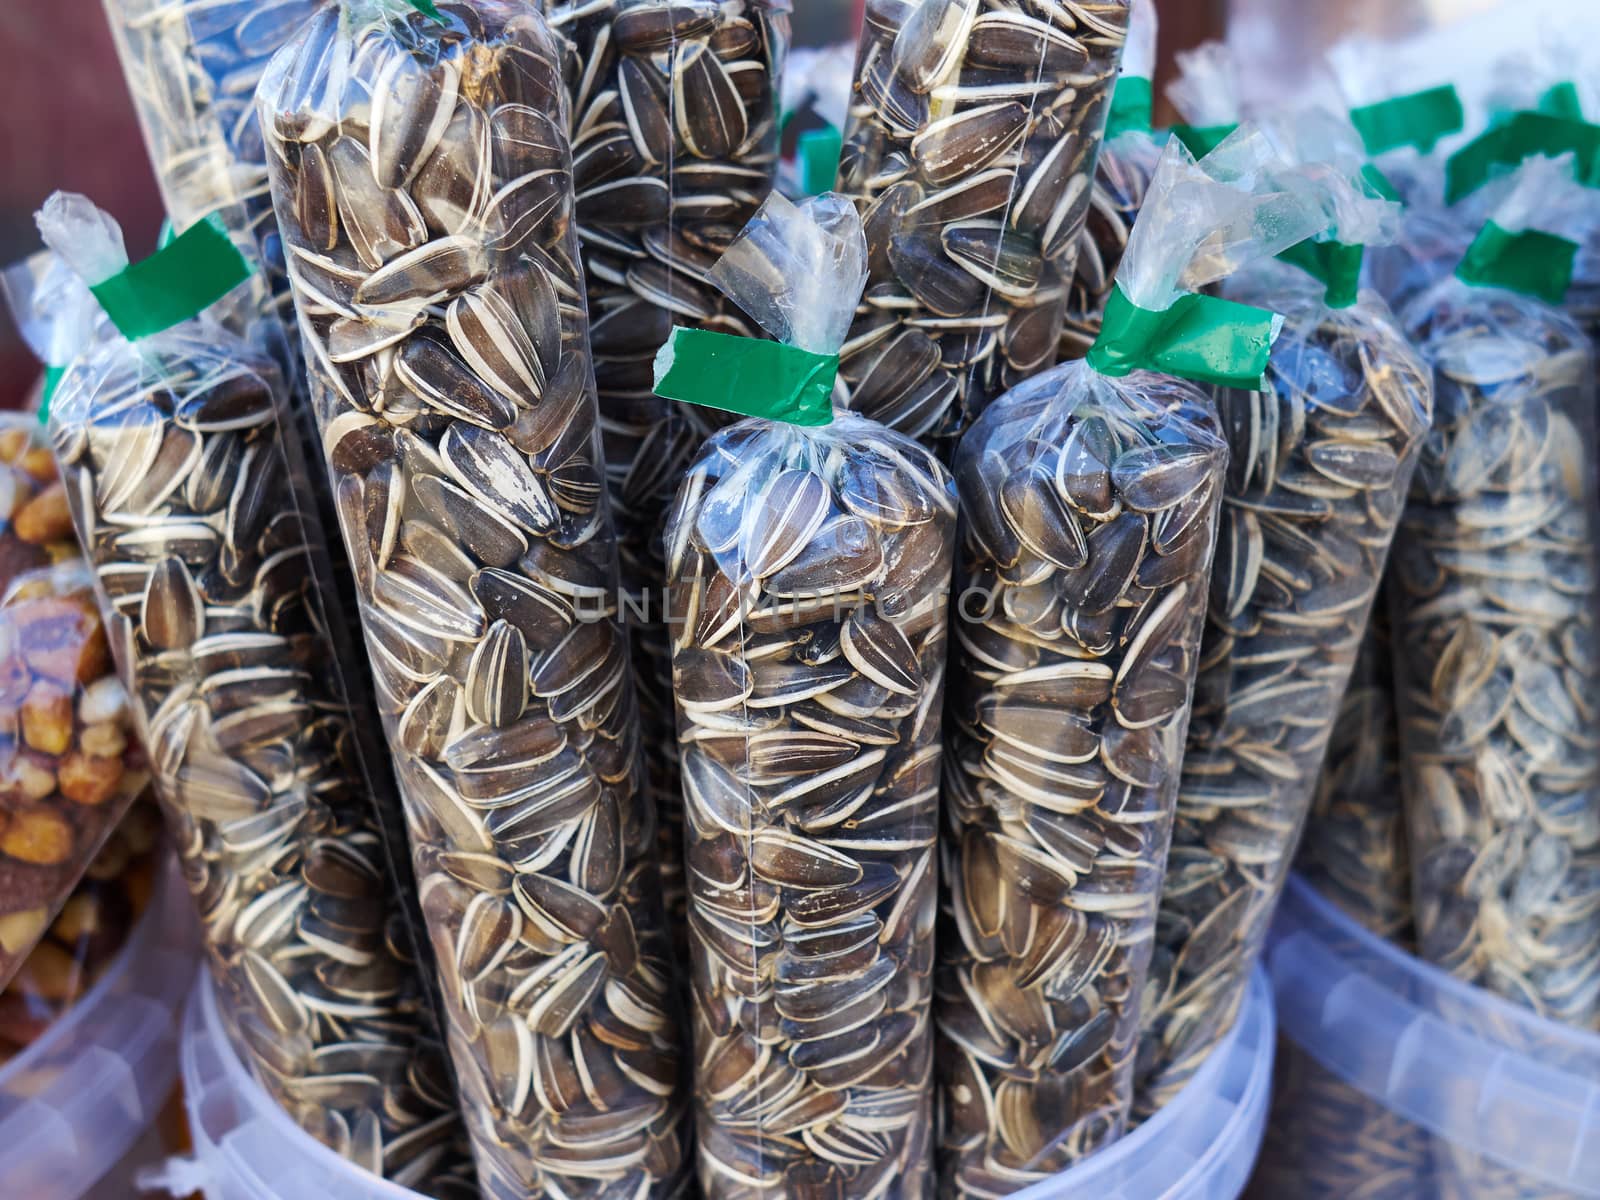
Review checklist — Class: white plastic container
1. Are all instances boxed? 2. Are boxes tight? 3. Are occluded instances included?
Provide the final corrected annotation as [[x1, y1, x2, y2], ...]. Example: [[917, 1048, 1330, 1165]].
[[177, 958, 1273, 1200], [1267, 874, 1600, 1199], [0, 858, 194, 1199]]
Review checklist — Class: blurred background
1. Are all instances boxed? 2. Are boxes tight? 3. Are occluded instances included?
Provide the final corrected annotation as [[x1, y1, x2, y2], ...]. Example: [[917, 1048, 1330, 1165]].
[[0, 0, 1511, 407]]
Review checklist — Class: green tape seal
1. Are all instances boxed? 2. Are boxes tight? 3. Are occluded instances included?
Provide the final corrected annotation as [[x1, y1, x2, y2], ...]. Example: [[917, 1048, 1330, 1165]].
[[1455, 220, 1577, 306], [1445, 111, 1600, 203], [799, 127, 843, 198], [1087, 285, 1283, 391], [654, 328, 836, 427], [1278, 240, 1366, 310], [39, 366, 65, 426], [405, 0, 444, 18], [1350, 85, 1465, 157], [1169, 123, 1238, 160], [89, 215, 253, 342], [1538, 82, 1584, 121], [1105, 76, 1154, 141]]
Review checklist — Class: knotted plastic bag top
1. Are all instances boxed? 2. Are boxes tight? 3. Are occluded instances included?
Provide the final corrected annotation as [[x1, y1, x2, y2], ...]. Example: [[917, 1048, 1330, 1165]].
[[655, 191, 869, 426]]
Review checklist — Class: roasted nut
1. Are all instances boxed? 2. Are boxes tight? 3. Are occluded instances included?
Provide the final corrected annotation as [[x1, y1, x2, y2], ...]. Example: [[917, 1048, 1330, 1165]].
[[13, 483, 74, 545], [21, 681, 73, 756], [0, 909, 50, 956], [59, 753, 126, 807], [1, 809, 74, 866]]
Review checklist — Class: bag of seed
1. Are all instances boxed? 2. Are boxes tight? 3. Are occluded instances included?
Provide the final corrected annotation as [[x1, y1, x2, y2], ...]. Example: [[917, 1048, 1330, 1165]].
[[936, 130, 1330, 1195], [546, 0, 790, 976], [653, 191, 957, 1199], [36, 196, 474, 1194], [1391, 154, 1600, 1030], [1135, 119, 1433, 1116], [1060, 0, 1161, 361], [835, 0, 1133, 457], [100, 0, 315, 353], [258, 4, 690, 1194]]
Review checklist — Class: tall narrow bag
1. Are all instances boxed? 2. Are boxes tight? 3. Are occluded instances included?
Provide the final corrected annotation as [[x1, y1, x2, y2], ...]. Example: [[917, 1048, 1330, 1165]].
[[655, 192, 956, 1199], [1137, 120, 1431, 1114], [936, 129, 1331, 1195], [38, 196, 472, 1193], [547, 0, 790, 965], [258, 4, 689, 1195], [834, 0, 1132, 457]]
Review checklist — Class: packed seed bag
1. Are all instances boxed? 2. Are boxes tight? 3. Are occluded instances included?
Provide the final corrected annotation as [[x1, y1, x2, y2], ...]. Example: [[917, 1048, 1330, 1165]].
[[1296, 596, 1415, 947], [100, 0, 317, 354], [0, 796, 162, 1067], [835, 0, 1133, 458], [1059, 0, 1161, 361], [654, 191, 957, 1199], [546, 0, 790, 972], [1137, 119, 1433, 1116], [258, 4, 690, 1195], [936, 129, 1331, 1194], [1392, 155, 1600, 1032], [36, 197, 474, 1193]]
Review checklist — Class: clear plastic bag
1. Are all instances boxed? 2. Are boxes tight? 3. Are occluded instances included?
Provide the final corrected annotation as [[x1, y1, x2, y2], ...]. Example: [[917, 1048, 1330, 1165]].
[[0, 411, 152, 994], [1137, 125, 1432, 1114], [0, 796, 162, 1066], [258, 5, 689, 1194], [936, 131, 1329, 1192], [1295, 597, 1415, 947], [657, 193, 956, 1198], [1061, 0, 1161, 361], [38, 197, 471, 1192], [100, 0, 313, 351], [1392, 157, 1600, 1032], [836, 0, 1133, 456], [547, 0, 789, 976]]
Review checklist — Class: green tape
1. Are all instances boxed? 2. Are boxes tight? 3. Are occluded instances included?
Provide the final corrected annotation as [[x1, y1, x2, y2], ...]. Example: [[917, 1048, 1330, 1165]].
[[1539, 81, 1584, 121], [1455, 220, 1577, 306], [1105, 76, 1153, 141], [1445, 111, 1600, 203], [654, 328, 837, 427], [89, 215, 253, 341], [1087, 285, 1282, 391], [1169, 123, 1238, 160], [39, 366, 65, 426], [1278, 240, 1366, 309], [406, 0, 444, 18], [799, 127, 844, 198], [1360, 164, 1403, 204], [1350, 85, 1465, 157]]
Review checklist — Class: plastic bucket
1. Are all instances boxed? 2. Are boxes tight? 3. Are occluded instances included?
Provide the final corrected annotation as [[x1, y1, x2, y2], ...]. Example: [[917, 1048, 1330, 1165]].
[[0, 858, 195, 1199], [177, 961, 1274, 1200], [1266, 874, 1600, 1199]]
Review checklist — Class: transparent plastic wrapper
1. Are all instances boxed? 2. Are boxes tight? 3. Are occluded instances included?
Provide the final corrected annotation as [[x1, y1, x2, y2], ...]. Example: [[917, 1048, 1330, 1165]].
[[655, 193, 956, 1198], [835, 0, 1132, 456], [38, 197, 471, 1193], [0, 380, 152, 993], [935, 131, 1332, 1195], [1392, 156, 1600, 1032], [100, 0, 316, 348], [547, 0, 789, 968], [1138, 128, 1433, 1115], [1248, 1037, 1441, 1200], [0, 796, 161, 1067], [258, 5, 690, 1195], [1060, 0, 1160, 361], [1295, 598, 1414, 947]]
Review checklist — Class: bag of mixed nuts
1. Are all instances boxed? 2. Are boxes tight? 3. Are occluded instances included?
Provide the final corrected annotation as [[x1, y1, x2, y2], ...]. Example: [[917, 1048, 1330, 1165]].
[[1059, 0, 1160, 362], [1136, 114, 1433, 1115], [936, 129, 1329, 1193], [37, 196, 474, 1194], [1392, 154, 1600, 1032], [258, 4, 691, 1194], [547, 0, 791, 974], [835, 0, 1133, 458], [654, 191, 956, 1198]]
